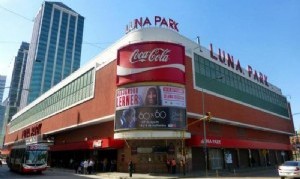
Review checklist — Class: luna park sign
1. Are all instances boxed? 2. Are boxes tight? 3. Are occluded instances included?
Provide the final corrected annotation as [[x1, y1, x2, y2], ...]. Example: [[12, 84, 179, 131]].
[[125, 16, 179, 34]]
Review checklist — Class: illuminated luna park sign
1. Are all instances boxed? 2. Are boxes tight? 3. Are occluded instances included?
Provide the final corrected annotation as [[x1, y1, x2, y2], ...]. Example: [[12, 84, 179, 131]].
[[125, 16, 179, 34]]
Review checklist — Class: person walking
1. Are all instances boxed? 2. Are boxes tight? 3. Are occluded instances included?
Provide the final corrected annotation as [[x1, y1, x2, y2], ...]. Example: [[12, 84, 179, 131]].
[[110, 159, 116, 171], [103, 158, 108, 172], [128, 160, 134, 177], [83, 159, 88, 174], [166, 159, 171, 173], [78, 160, 84, 174], [88, 159, 94, 174], [171, 158, 176, 174], [69, 158, 74, 169], [73, 160, 79, 173], [180, 158, 186, 175]]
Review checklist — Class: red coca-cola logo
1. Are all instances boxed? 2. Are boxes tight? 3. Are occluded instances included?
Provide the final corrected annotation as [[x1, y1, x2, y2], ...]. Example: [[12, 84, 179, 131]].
[[129, 48, 170, 63], [117, 41, 185, 85]]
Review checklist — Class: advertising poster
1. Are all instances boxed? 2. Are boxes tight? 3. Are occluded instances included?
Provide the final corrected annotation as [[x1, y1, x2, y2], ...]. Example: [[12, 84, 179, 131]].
[[117, 42, 185, 86], [116, 86, 186, 110], [115, 85, 186, 131], [115, 107, 186, 130]]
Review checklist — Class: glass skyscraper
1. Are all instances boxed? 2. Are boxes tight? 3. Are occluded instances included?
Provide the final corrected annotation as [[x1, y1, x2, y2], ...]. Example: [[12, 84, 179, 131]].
[[20, 1, 84, 108], [6, 42, 29, 122], [0, 76, 6, 148], [0, 75, 6, 103]]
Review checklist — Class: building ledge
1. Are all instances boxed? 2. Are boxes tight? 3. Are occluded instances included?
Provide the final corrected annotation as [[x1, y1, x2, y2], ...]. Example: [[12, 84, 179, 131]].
[[114, 130, 191, 140]]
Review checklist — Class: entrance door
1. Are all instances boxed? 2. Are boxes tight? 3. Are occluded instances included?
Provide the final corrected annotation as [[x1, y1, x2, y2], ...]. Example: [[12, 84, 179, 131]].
[[209, 148, 223, 170], [191, 147, 205, 171], [239, 149, 250, 168], [95, 149, 118, 172]]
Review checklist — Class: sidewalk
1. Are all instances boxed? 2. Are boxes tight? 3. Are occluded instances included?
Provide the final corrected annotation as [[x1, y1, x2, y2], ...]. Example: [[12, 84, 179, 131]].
[[49, 166, 277, 179]]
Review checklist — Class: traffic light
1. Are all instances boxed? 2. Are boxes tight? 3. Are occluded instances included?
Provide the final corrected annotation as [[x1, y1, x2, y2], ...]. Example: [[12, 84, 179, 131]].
[[206, 112, 212, 122]]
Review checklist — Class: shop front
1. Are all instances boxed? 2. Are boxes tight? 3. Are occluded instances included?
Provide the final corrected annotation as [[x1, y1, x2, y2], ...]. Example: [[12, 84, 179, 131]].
[[119, 139, 180, 173], [49, 137, 124, 171], [187, 135, 292, 171]]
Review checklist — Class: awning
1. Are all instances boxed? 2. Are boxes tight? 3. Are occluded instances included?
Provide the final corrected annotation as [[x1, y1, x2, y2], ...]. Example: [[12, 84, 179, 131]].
[[186, 135, 292, 150], [50, 137, 124, 151]]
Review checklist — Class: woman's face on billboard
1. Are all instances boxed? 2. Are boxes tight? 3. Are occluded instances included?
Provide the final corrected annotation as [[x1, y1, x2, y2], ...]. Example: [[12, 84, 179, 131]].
[[146, 88, 157, 105]]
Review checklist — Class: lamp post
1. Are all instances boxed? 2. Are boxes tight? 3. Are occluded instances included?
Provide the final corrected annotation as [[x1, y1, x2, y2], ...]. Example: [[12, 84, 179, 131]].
[[293, 113, 300, 160], [201, 76, 223, 176]]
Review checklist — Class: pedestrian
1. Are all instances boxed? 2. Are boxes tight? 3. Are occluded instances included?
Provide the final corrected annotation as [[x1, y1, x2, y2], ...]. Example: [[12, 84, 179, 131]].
[[110, 159, 116, 171], [171, 158, 176, 174], [180, 158, 186, 175], [166, 159, 171, 173], [83, 159, 88, 174], [69, 158, 74, 169], [103, 158, 108, 172], [128, 160, 134, 177], [73, 160, 79, 173], [88, 159, 94, 174], [225, 152, 233, 172], [78, 160, 84, 174]]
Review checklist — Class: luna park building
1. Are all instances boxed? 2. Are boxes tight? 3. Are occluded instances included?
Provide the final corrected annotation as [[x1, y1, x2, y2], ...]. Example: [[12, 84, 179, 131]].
[[4, 16, 294, 173]]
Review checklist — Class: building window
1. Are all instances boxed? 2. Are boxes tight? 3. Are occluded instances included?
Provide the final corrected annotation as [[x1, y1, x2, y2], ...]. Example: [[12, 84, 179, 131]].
[[193, 53, 289, 118], [9, 68, 95, 132]]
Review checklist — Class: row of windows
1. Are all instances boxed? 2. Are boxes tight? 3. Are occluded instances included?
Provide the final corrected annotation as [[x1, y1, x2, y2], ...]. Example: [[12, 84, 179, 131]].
[[194, 54, 287, 109], [10, 69, 95, 132]]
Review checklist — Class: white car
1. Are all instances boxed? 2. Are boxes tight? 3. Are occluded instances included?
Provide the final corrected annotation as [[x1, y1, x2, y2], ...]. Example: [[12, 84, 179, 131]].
[[278, 161, 300, 179]]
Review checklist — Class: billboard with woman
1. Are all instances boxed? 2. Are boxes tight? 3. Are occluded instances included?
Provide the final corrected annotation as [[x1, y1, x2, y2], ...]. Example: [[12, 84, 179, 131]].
[[115, 85, 186, 131]]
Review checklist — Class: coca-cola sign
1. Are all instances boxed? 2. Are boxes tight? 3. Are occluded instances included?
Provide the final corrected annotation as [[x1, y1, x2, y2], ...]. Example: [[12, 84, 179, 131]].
[[130, 48, 170, 63], [117, 42, 185, 86]]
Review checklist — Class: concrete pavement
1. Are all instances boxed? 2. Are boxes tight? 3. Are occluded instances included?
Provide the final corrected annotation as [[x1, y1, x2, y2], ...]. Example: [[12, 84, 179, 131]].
[[49, 166, 278, 179]]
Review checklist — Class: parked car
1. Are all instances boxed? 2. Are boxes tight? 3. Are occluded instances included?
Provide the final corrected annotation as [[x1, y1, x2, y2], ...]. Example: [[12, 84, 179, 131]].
[[278, 161, 300, 179]]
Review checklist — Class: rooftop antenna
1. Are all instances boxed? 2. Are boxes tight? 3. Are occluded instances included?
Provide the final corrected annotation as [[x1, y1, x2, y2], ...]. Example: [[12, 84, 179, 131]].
[[196, 36, 202, 52]]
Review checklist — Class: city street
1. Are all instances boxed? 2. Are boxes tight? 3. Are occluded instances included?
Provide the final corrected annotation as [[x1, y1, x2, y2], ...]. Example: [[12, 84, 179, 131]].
[[0, 164, 281, 179], [0, 165, 96, 179]]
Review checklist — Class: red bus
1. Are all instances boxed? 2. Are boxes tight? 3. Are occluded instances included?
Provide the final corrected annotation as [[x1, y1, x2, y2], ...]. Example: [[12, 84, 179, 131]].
[[7, 143, 49, 173]]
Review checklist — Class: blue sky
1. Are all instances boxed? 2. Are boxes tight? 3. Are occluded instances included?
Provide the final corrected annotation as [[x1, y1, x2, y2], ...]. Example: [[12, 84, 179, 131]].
[[0, 0, 299, 130]]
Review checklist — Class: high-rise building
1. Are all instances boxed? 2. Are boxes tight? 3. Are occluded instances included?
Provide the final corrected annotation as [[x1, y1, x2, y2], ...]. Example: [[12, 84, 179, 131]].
[[0, 105, 6, 148], [6, 42, 29, 122], [0, 75, 6, 103], [0, 75, 6, 147], [20, 1, 84, 108], [0, 97, 8, 148]]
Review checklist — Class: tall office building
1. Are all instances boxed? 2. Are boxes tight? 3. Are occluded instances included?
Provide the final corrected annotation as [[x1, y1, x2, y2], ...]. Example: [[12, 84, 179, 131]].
[[0, 105, 6, 148], [0, 76, 6, 147], [20, 1, 84, 108], [6, 42, 29, 122], [0, 75, 6, 103]]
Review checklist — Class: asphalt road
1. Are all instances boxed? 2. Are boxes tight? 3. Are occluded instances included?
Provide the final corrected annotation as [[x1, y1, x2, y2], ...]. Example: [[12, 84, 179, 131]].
[[0, 164, 280, 179], [0, 165, 94, 179]]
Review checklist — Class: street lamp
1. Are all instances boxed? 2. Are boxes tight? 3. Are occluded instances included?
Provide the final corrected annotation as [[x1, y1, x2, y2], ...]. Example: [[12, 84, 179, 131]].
[[293, 113, 300, 160], [201, 76, 223, 176]]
